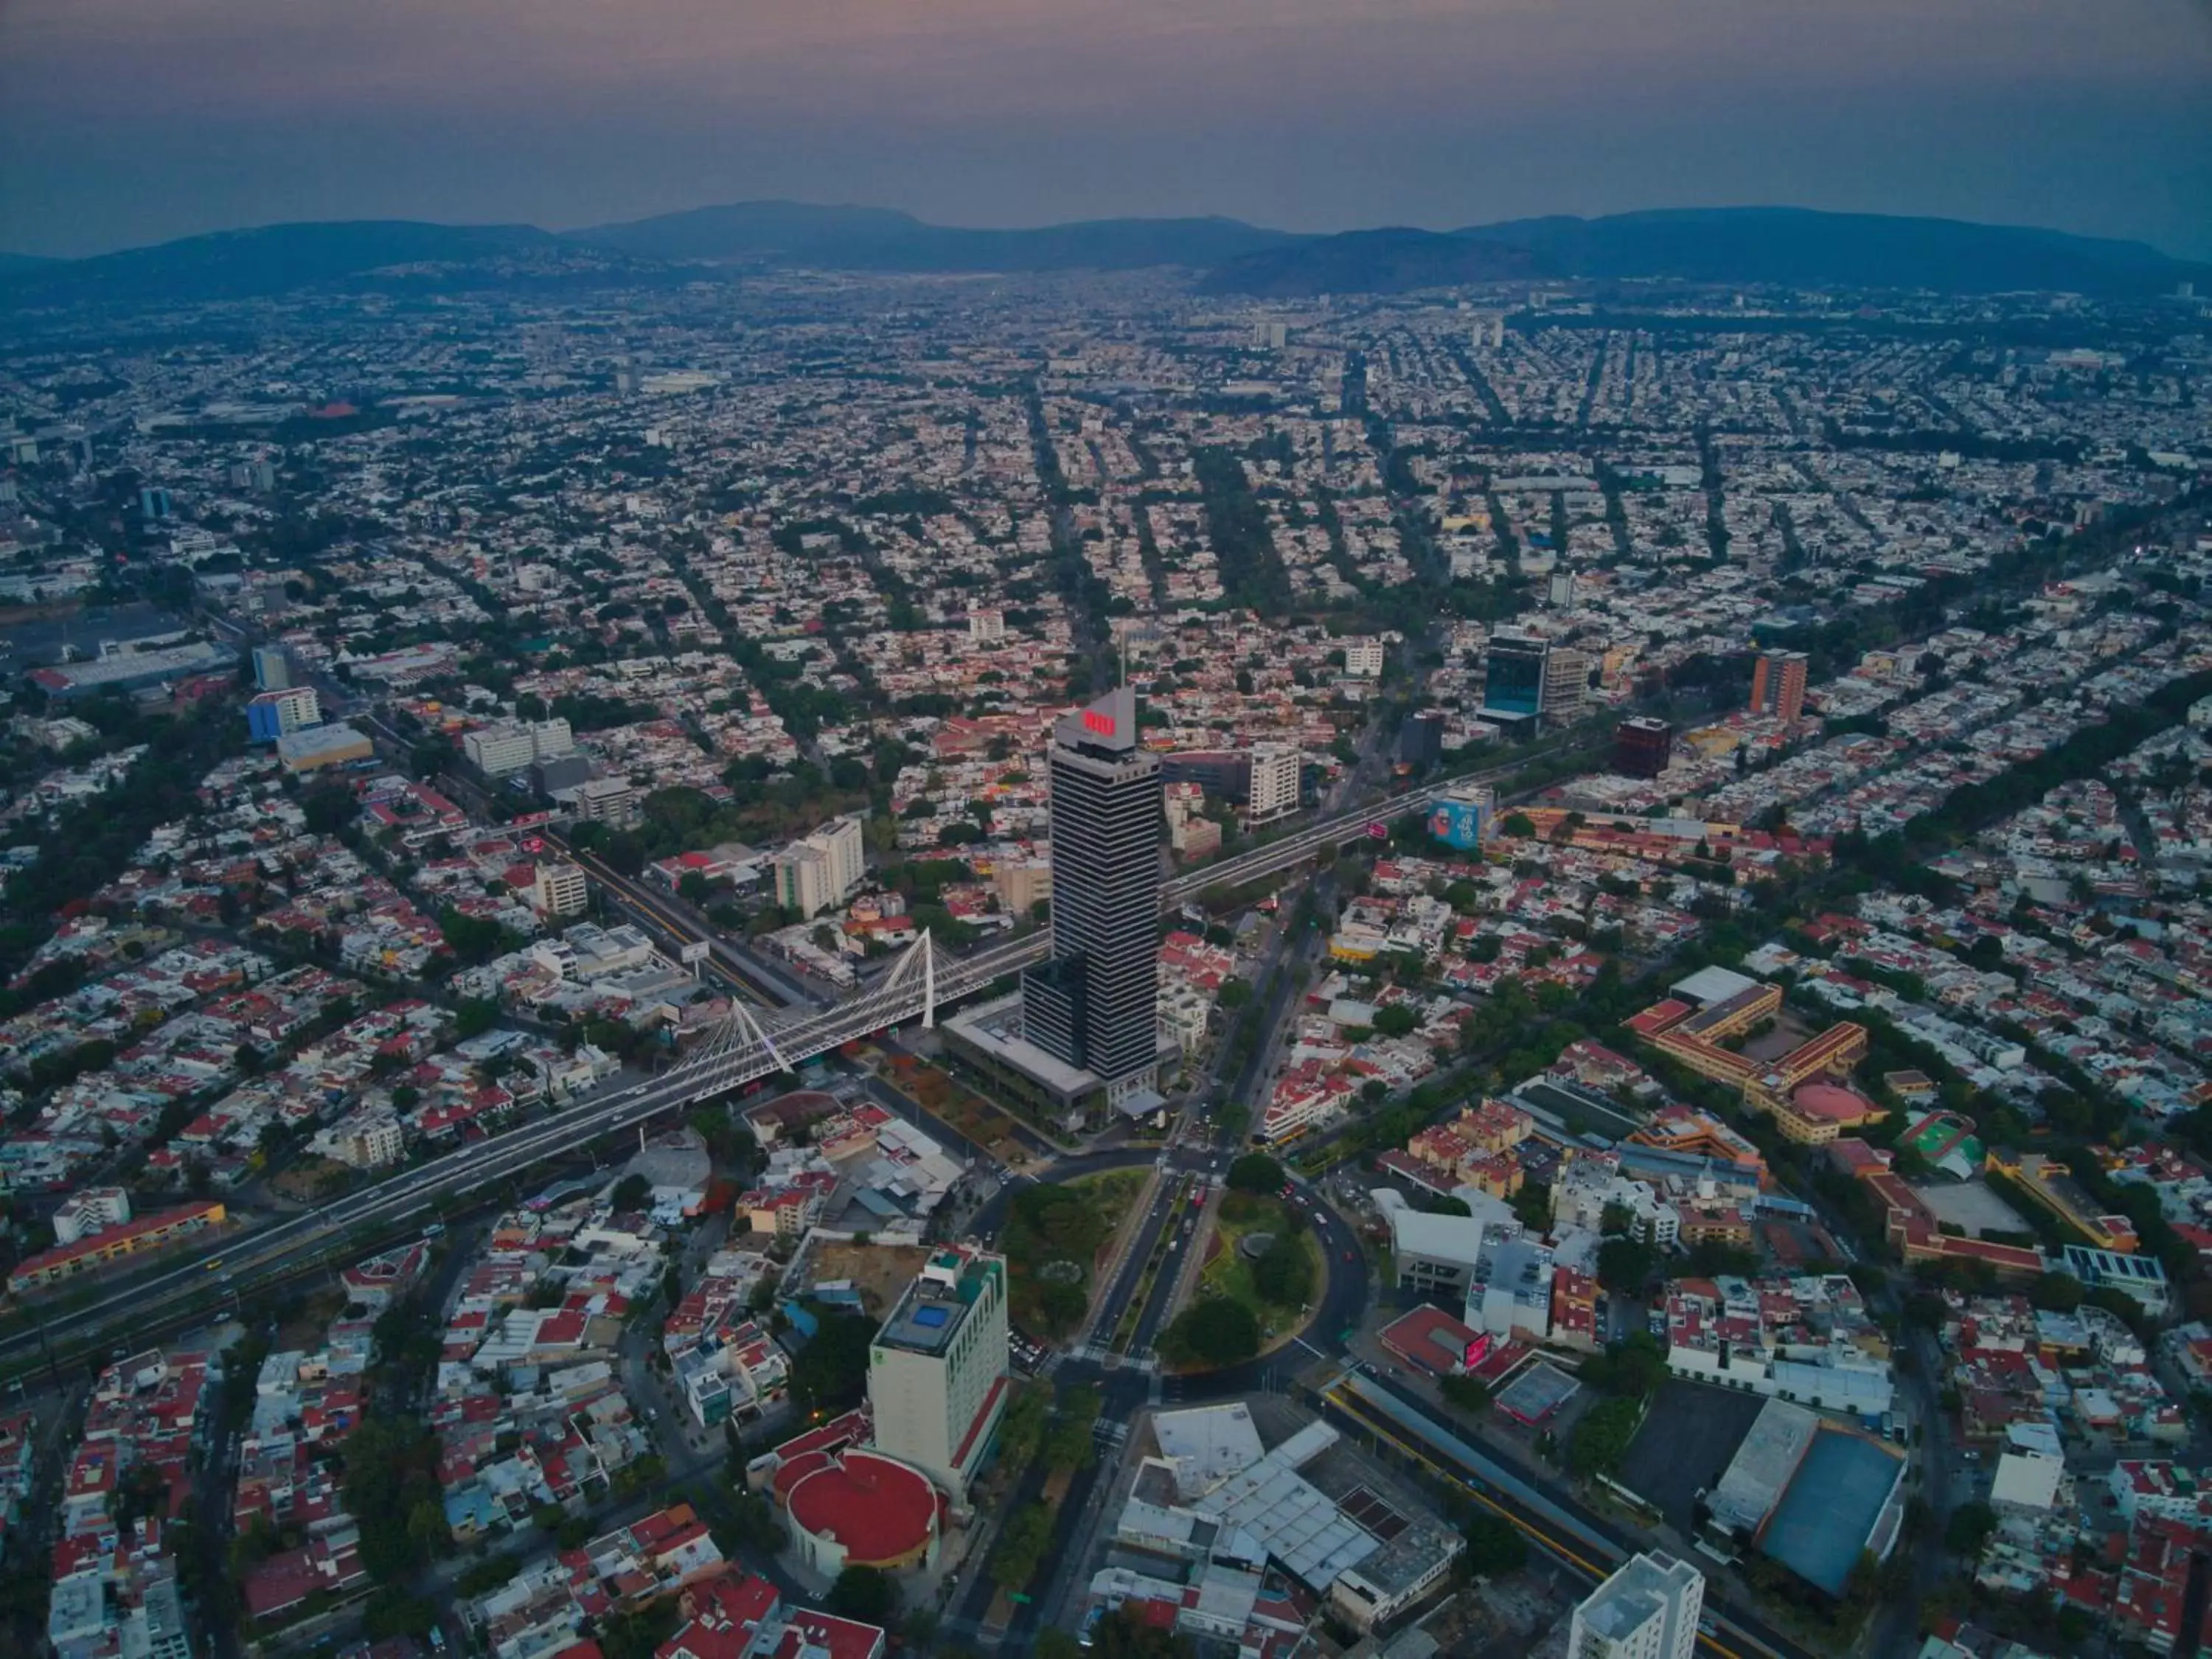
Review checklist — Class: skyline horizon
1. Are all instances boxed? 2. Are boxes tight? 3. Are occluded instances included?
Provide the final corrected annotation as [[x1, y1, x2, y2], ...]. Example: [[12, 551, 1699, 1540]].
[[3, 0, 2207, 263], [7, 191, 2209, 268]]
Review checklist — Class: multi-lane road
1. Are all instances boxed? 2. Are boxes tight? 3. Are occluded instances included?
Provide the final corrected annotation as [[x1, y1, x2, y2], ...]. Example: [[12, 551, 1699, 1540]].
[[942, 1131, 1372, 1650], [949, 1123, 1802, 1657], [942, 828, 1374, 1647], [544, 827, 832, 1011], [5, 735, 1586, 1372], [1321, 1368, 1812, 1659]]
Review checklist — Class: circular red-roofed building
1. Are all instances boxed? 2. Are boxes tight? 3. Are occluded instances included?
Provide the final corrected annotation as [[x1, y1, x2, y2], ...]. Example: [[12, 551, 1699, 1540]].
[[1785, 1080, 1882, 1144], [784, 1449, 942, 1577], [770, 1448, 835, 1505]]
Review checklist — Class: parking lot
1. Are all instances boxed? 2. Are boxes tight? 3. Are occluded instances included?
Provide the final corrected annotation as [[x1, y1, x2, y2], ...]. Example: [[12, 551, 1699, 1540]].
[[1617, 1380, 1768, 1533]]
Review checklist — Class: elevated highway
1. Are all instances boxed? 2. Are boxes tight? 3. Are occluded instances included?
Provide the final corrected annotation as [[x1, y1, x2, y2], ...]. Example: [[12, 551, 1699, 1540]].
[[4, 740, 1579, 1371]]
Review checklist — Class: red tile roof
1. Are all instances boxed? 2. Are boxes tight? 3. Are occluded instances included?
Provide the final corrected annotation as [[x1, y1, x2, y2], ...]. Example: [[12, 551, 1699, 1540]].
[[785, 1450, 939, 1568]]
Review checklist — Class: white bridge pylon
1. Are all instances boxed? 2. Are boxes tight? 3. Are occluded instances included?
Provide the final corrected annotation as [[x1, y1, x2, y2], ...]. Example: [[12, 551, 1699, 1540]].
[[872, 925, 940, 1032], [672, 766, 1461, 1091], [689, 928, 949, 1081]]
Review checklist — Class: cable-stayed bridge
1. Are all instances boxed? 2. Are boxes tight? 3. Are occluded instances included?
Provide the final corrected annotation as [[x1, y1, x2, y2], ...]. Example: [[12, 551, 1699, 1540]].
[[1, 749, 1556, 1368]]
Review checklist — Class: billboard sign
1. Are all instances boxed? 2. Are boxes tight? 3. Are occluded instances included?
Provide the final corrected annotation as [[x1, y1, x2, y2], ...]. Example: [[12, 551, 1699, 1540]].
[[1428, 799, 1487, 851]]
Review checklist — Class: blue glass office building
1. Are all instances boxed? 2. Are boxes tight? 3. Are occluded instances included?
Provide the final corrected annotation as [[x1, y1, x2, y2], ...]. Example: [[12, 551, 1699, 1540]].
[[1482, 633, 1548, 720]]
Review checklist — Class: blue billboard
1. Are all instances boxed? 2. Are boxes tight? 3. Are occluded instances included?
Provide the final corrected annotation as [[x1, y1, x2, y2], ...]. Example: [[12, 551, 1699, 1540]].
[[1428, 798, 1486, 851]]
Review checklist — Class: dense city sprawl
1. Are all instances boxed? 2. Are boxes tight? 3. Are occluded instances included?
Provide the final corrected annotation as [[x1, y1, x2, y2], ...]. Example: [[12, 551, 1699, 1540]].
[[0, 263, 2205, 1659]]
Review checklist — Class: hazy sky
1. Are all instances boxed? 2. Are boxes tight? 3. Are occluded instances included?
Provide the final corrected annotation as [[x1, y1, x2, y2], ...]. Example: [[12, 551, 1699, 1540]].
[[2, 0, 2208, 259]]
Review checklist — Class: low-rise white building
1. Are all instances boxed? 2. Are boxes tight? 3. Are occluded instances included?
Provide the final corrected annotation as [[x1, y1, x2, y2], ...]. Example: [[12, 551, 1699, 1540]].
[[325, 1110, 406, 1169], [1472, 1236, 1554, 1344], [52, 1186, 131, 1245], [1551, 1155, 1682, 1248], [1382, 1202, 1495, 1301], [2109, 1461, 2208, 1526]]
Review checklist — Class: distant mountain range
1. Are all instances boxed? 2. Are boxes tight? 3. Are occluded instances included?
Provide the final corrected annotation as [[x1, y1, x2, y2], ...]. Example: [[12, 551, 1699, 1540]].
[[568, 200, 1292, 272], [4, 202, 2205, 310], [1192, 227, 1547, 296], [1459, 208, 2202, 298]]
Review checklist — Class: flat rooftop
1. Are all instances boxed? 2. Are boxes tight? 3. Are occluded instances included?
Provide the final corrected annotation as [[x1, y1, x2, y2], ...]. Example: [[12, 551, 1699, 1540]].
[[1584, 1586, 1664, 1642], [1152, 1402, 1266, 1499], [1495, 1363, 1581, 1426], [942, 992, 1100, 1098], [1761, 1427, 1906, 1596], [875, 1249, 1002, 1356], [1673, 964, 1762, 1006], [275, 722, 372, 759], [1582, 1553, 1703, 1641], [1709, 1396, 1817, 1536]]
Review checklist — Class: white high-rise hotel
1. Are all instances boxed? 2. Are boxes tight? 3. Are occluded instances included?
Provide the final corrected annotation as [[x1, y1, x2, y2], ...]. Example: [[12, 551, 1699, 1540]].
[[1248, 745, 1301, 824], [867, 1247, 1010, 1503], [1569, 1551, 1705, 1659], [771, 814, 866, 919]]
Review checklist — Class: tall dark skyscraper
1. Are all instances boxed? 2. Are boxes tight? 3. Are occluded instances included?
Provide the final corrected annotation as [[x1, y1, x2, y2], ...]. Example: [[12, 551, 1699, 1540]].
[[1614, 716, 1674, 779], [1022, 686, 1164, 1101]]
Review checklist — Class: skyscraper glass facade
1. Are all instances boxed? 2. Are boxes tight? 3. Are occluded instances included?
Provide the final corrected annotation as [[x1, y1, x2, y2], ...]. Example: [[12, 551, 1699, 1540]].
[[1022, 686, 1163, 1088]]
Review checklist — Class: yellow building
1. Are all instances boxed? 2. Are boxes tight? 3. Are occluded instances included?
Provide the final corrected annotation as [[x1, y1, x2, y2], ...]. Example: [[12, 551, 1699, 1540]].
[[1328, 926, 1385, 963], [7, 1200, 226, 1295], [276, 723, 375, 774], [1986, 1151, 2139, 1253], [1631, 987, 1874, 1146], [1747, 1078, 1885, 1145], [1680, 726, 1745, 759]]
